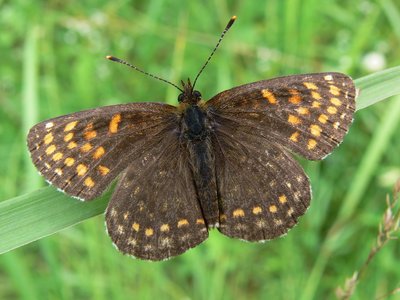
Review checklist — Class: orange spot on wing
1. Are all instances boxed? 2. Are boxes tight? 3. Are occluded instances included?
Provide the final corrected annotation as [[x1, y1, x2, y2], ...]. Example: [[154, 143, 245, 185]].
[[132, 223, 140, 232], [279, 195, 287, 203], [46, 145, 56, 155], [109, 114, 122, 134], [98, 165, 110, 175], [307, 139, 317, 150], [310, 124, 322, 137], [311, 91, 322, 100], [288, 89, 301, 104], [269, 205, 277, 213], [177, 219, 189, 227], [52, 152, 63, 161], [76, 164, 88, 176], [81, 143, 92, 152], [145, 228, 154, 236], [327, 106, 338, 114], [261, 89, 277, 104], [233, 209, 245, 217], [312, 101, 321, 108], [288, 114, 301, 125], [303, 82, 318, 90], [64, 157, 75, 166], [329, 85, 340, 96], [64, 121, 78, 132], [84, 130, 97, 140], [318, 114, 328, 124], [297, 107, 309, 115], [330, 97, 342, 106], [290, 131, 300, 142], [84, 177, 95, 188], [93, 146, 105, 159], [160, 224, 170, 232], [67, 141, 77, 149], [252, 206, 262, 214], [44, 133, 54, 144], [64, 132, 74, 142]]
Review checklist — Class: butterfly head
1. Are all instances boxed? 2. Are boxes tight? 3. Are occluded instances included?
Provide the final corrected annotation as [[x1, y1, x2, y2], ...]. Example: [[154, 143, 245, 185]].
[[178, 79, 202, 105]]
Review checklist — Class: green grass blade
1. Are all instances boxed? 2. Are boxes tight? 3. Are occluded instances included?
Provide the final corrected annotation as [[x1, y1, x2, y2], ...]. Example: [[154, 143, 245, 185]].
[[1, 66, 399, 255], [0, 187, 109, 254], [354, 65, 400, 111], [22, 25, 40, 193]]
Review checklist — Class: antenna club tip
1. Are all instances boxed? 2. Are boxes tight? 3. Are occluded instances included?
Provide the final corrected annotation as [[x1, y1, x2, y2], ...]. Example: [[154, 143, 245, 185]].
[[227, 16, 237, 28], [106, 55, 118, 61]]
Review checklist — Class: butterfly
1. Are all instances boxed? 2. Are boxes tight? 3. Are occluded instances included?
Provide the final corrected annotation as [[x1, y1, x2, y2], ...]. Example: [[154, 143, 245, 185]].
[[27, 16, 356, 261]]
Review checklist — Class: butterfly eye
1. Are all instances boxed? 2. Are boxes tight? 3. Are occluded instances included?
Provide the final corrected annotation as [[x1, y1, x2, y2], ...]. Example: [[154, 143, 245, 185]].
[[193, 90, 202, 99], [178, 93, 185, 103]]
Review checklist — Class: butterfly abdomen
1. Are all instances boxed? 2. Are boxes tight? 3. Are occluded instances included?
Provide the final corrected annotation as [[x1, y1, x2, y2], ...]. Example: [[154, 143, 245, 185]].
[[182, 105, 219, 227]]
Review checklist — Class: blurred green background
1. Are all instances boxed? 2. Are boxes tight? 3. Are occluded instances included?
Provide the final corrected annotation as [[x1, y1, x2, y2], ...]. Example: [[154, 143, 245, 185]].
[[1, 0, 400, 299]]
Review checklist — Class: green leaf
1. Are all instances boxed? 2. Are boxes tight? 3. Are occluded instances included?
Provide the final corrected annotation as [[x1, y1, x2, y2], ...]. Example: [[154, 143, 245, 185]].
[[1, 66, 400, 254]]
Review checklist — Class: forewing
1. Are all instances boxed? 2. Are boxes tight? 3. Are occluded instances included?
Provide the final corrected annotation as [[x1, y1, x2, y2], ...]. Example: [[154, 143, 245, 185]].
[[206, 72, 356, 160], [105, 129, 208, 261], [27, 103, 178, 200], [212, 128, 310, 241]]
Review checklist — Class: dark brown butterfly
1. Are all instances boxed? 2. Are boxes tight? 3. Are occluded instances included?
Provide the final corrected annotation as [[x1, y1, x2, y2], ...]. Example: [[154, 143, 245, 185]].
[[27, 16, 356, 261]]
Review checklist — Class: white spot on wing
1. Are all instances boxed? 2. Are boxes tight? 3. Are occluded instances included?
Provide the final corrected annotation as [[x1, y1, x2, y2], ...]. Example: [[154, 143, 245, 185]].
[[45, 122, 54, 129]]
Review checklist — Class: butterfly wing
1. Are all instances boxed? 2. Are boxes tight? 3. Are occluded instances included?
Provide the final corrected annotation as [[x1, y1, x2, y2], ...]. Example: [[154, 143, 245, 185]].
[[206, 72, 356, 160], [212, 127, 310, 241], [205, 72, 355, 240], [27, 103, 178, 200], [105, 127, 208, 260]]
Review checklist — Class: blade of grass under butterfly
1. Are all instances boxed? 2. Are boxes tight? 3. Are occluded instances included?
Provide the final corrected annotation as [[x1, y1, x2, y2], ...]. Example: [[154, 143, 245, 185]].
[[0, 187, 109, 254], [1, 66, 400, 254], [354, 65, 400, 111]]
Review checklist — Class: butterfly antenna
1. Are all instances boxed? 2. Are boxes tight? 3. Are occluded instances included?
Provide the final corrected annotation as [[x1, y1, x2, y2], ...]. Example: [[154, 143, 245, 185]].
[[192, 15, 237, 88], [106, 55, 184, 92]]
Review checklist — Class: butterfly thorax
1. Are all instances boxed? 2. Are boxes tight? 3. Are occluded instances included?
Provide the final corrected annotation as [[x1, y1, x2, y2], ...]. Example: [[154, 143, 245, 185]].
[[183, 105, 208, 141]]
